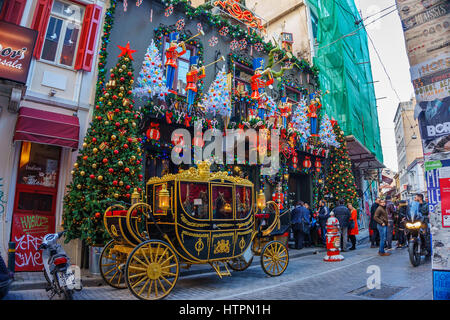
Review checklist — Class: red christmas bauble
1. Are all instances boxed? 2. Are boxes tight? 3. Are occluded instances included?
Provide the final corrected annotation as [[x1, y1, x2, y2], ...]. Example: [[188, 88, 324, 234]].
[[124, 167, 130, 173], [95, 212, 101, 218], [90, 174, 95, 179], [108, 168, 114, 173], [102, 158, 108, 164], [112, 180, 118, 186], [123, 144, 128, 149], [114, 150, 119, 155]]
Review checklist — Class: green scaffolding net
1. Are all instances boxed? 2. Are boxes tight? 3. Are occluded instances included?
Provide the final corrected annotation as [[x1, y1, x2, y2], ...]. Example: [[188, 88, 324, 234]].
[[306, 0, 383, 163]]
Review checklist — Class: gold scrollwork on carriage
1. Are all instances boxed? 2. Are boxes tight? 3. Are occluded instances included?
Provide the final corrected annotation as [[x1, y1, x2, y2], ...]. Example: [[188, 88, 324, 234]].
[[214, 239, 230, 254]]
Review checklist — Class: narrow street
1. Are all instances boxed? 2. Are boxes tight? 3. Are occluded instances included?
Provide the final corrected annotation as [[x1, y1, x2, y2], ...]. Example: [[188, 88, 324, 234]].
[[5, 241, 432, 300]]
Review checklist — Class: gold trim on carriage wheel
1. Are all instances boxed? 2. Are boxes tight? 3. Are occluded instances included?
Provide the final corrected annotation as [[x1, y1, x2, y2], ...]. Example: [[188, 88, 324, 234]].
[[125, 240, 179, 300], [99, 240, 127, 289], [261, 240, 289, 277]]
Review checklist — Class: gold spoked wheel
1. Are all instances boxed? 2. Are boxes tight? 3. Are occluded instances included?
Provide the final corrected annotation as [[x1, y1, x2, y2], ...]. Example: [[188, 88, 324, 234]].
[[260, 240, 289, 277], [227, 255, 254, 271], [99, 240, 127, 289], [125, 240, 179, 300]]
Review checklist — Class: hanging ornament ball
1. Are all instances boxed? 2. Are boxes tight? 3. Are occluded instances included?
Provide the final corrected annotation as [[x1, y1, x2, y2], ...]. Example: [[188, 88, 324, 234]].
[[82, 142, 87, 148], [118, 161, 124, 166], [112, 180, 118, 186], [98, 175, 103, 181], [77, 184, 82, 189], [92, 164, 97, 169], [95, 212, 101, 219], [114, 193, 119, 199], [80, 171, 85, 176], [74, 162, 79, 168], [111, 135, 117, 140], [93, 148, 98, 154], [119, 181, 124, 186]]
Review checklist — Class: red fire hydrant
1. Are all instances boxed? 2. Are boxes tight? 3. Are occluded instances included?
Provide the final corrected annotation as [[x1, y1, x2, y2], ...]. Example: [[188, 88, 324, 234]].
[[324, 212, 344, 262]]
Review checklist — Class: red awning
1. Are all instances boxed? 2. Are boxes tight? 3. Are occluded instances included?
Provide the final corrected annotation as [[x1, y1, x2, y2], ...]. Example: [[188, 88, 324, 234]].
[[13, 107, 80, 149]]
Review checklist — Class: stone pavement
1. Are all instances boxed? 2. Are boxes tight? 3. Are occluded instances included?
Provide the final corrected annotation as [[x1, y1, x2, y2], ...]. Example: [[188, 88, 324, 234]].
[[8, 229, 369, 292]]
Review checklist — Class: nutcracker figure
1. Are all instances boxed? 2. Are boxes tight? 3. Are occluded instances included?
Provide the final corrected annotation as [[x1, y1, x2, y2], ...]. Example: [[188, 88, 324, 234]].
[[185, 55, 205, 113], [279, 96, 292, 129], [165, 32, 186, 92], [308, 93, 321, 136], [250, 58, 273, 120]]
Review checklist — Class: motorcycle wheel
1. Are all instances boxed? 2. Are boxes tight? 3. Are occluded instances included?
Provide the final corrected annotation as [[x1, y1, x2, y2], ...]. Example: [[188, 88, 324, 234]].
[[55, 272, 73, 300], [408, 240, 421, 267]]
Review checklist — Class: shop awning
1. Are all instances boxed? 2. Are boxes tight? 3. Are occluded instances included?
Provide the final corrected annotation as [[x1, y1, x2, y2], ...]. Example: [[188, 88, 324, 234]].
[[13, 107, 80, 149], [345, 135, 384, 170]]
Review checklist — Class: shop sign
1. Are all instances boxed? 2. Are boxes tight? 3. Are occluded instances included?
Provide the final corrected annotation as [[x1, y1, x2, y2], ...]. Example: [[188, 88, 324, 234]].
[[0, 21, 37, 84]]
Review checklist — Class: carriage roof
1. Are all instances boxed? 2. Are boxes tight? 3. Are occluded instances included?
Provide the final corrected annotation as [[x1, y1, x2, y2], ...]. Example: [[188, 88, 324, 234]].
[[145, 161, 253, 187]]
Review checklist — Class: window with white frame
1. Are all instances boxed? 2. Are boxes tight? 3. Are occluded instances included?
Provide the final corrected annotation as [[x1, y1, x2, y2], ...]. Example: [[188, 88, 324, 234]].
[[41, 0, 84, 68]]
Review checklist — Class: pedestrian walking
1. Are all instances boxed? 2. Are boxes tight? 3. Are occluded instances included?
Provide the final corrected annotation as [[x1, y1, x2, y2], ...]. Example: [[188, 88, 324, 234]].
[[333, 199, 351, 252], [369, 198, 380, 248], [318, 200, 330, 246], [290, 201, 310, 249], [347, 203, 359, 250], [385, 195, 396, 249], [373, 199, 391, 256], [305, 203, 318, 247]]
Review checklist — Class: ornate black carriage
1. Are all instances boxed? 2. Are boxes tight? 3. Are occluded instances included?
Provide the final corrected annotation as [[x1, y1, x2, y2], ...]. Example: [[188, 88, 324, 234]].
[[99, 161, 289, 300]]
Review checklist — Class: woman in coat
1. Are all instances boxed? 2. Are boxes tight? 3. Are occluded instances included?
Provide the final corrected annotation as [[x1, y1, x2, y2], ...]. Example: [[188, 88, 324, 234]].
[[347, 203, 359, 250]]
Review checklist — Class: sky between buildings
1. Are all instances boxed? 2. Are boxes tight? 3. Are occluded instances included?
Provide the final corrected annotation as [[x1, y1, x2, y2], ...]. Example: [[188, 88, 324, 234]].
[[355, 0, 416, 173]]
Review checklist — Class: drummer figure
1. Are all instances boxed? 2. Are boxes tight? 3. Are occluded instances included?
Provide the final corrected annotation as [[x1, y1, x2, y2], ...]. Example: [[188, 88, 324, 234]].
[[165, 32, 186, 93], [185, 55, 205, 113], [250, 57, 274, 120]]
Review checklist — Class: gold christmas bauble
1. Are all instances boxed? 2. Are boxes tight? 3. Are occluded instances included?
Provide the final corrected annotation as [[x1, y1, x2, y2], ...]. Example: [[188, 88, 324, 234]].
[[74, 162, 79, 168], [71, 170, 75, 175], [125, 58, 129, 62], [118, 92, 123, 97], [77, 184, 82, 189], [130, 79, 134, 84], [80, 171, 85, 176], [111, 135, 116, 140], [107, 101, 112, 106], [98, 175, 103, 181], [119, 181, 124, 186], [105, 92, 110, 98], [120, 86, 125, 91], [131, 156, 136, 161], [124, 119, 129, 124], [93, 148, 98, 154], [118, 161, 123, 166], [132, 122, 136, 127], [104, 121, 109, 125], [121, 65, 126, 69], [114, 193, 119, 198], [92, 164, 97, 169], [119, 68, 123, 73], [82, 142, 87, 148]]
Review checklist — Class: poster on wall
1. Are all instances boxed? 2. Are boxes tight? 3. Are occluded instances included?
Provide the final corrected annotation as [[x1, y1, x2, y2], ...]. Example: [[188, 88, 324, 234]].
[[10, 213, 54, 272]]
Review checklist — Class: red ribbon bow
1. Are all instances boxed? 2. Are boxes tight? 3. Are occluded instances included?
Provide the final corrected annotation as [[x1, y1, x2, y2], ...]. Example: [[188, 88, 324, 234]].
[[166, 111, 173, 124], [184, 116, 192, 127]]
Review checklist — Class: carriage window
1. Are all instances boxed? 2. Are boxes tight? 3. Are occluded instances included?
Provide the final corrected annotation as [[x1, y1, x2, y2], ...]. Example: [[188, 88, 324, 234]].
[[212, 185, 233, 220], [236, 186, 252, 219], [180, 182, 209, 219]]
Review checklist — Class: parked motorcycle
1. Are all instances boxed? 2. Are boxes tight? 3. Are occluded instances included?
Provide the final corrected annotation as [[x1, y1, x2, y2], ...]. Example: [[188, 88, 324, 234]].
[[405, 215, 431, 267], [38, 231, 81, 299]]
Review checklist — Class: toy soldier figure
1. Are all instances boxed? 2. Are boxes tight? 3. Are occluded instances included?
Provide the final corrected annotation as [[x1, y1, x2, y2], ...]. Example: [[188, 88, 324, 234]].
[[279, 96, 292, 129], [165, 32, 186, 93], [308, 93, 321, 136], [185, 55, 205, 113], [250, 58, 273, 120]]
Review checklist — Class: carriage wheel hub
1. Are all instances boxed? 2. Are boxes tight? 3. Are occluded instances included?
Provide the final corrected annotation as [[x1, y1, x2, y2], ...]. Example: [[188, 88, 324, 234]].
[[147, 263, 162, 279]]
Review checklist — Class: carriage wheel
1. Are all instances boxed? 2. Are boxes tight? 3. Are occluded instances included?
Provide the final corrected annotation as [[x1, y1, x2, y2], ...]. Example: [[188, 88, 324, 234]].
[[99, 240, 127, 289], [227, 256, 254, 272], [125, 240, 179, 300], [260, 240, 289, 277]]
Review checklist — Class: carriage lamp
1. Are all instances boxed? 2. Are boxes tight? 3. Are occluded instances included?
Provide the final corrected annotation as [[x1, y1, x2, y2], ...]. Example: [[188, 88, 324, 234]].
[[158, 183, 170, 211], [131, 188, 140, 205], [257, 189, 266, 211]]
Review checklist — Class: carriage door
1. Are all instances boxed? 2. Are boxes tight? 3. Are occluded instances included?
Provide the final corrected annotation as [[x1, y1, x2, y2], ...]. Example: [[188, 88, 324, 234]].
[[209, 184, 235, 260]]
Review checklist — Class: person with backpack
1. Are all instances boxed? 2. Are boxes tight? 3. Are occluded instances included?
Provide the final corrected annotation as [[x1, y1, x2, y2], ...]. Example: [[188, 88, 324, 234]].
[[333, 199, 351, 252]]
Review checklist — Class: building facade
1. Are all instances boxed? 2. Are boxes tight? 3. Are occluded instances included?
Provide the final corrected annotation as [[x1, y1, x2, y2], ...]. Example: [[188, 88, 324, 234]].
[[0, 0, 107, 270], [393, 97, 426, 201]]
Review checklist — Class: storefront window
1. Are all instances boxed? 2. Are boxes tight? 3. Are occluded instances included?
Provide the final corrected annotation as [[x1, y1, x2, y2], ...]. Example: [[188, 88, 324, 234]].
[[17, 142, 61, 188]]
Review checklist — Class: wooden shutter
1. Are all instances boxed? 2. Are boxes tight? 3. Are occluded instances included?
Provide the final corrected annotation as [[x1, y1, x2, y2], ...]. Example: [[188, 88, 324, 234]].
[[74, 4, 102, 72], [0, 0, 27, 25], [31, 0, 53, 59]]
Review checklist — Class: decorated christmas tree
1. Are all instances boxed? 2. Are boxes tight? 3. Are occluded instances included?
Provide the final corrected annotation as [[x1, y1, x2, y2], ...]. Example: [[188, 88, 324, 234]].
[[323, 122, 359, 209], [133, 39, 168, 100], [291, 101, 310, 145], [202, 65, 231, 118], [63, 43, 144, 245], [318, 113, 339, 148]]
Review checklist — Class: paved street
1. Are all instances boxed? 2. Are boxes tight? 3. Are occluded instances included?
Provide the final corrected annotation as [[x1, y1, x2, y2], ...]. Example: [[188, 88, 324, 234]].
[[5, 241, 432, 300]]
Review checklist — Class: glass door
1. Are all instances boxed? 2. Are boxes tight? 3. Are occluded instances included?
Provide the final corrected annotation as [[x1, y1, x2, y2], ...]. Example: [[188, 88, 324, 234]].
[[10, 142, 61, 271]]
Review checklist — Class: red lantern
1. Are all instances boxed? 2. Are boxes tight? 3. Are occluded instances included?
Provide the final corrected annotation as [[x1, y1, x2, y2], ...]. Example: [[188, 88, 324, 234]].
[[303, 156, 312, 169], [292, 152, 298, 169], [146, 123, 160, 140], [315, 158, 322, 172]]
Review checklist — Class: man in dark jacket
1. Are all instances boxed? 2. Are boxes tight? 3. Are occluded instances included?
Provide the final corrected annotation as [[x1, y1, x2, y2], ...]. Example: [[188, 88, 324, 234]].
[[291, 201, 310, 249], [374, 199, 390, 256], [318, 200, 330, 245], [333, 199, 351, 252], [385, 195, 396, 249], [369, 198, 380, 248]]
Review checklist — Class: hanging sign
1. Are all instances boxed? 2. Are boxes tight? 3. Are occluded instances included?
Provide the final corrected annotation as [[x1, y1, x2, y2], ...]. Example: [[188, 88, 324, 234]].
[[0, 21, 37, 84]]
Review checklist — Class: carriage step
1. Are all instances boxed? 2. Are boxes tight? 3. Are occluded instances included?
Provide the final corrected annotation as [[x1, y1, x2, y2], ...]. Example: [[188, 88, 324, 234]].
[[209, 261, 231, 278]]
